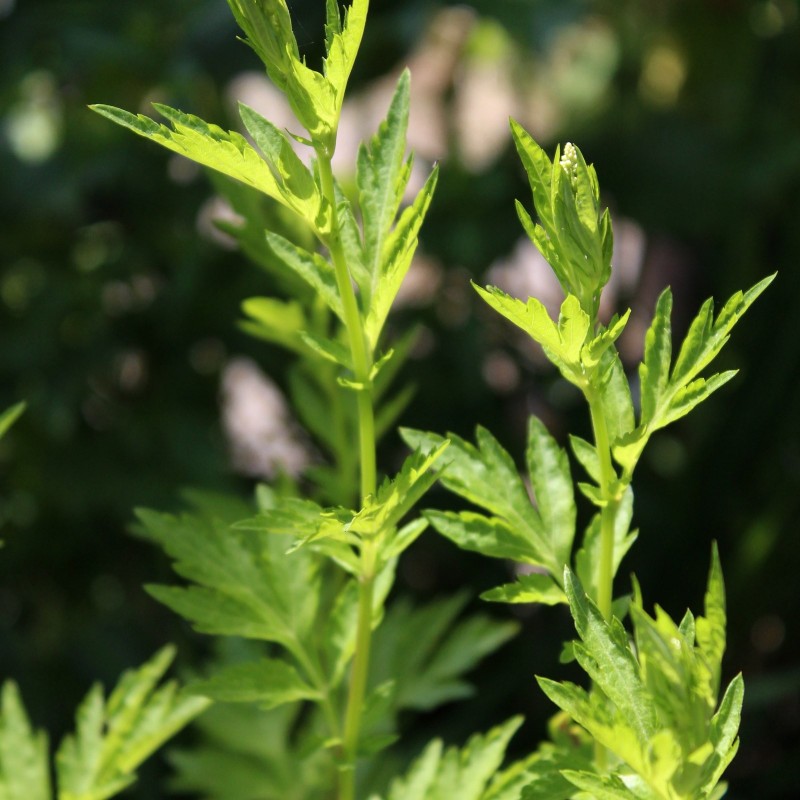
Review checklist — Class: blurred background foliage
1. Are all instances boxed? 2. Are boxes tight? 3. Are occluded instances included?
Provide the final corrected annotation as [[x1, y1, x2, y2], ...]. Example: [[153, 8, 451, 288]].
[[0, 0, 798, 796]]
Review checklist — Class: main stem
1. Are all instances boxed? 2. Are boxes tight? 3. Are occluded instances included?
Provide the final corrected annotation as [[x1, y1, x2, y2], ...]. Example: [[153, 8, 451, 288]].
[[316, 148, 377, 502], [585, 383, 622, 773], [585, 385, 618, 622], [316, 144, 377, 800]]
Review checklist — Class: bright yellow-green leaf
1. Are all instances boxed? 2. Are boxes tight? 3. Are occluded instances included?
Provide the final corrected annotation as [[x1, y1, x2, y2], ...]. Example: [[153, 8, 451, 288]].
[[89, 104, 284, 203]]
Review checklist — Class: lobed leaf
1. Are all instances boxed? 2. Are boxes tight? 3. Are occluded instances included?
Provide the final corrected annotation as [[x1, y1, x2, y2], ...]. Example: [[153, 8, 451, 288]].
[[240, 297, 308, 355], [365, 167, 439, 349], [369, 595, 518, 719], [525, 416, 576, 571], [481, 572, 565, 606], [696, 544, 727, 697], [0, 682, 51, 800], [56, 646, 209, 800], [515, 714, 595, 800], [639, 288, 673, 426], [321, 561, 397, 690], [574, 487, 636, 602], [581, 310, 631, 370], [189, 659, 321, 710], [402, 428, 536, 537], [702, 674, 743, 792], [137, 506, 321, 650], [357, 71, 413, 301], [282, 52, 338, 142], [403, 423, 573, 579], [564, 570, 658, 744], [168, 701, 328, 800], [380, 717, 523, 800], [298, 331, 353, 369], [263, 232, 344, 320], [347, 441, 450, 539], [672, 275, 774, 386], [226, 0, 298, 92], [89, 104, 287, 210], [659, 371, 737, 429], [323, 0, 368, 117], [473, 287, 588, 385], [596, 347, 636, 447], [238, 103, 327, 231], [569, 435, 602, 483], [334, 180, 370, 291], [620, 275, 775, 475], [427, 511, 547, 567], [510, 119, 554, 230], [561, 771, 643, 800]]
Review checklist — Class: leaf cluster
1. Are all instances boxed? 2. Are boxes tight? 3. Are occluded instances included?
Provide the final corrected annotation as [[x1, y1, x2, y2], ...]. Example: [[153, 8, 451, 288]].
[[403, 128, 768, 800], [226, 0, 367, 146], [371, 717, 528, 800], [0, 648, 208, 800], [511, 126, 613, 317], [402, 419, 575, 603], [535, 551, 741, 800], [135, 482, 515, 797]]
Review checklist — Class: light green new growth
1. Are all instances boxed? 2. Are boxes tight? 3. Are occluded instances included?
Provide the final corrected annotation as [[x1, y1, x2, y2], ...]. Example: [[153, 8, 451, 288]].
[[537, 549, 742, 799]]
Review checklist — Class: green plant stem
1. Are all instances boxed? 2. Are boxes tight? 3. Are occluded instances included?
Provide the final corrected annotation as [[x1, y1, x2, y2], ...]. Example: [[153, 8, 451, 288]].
[[289, 637, 341, 743], [315, 146, 376, 503], [585, 385, 617, 622], [585, 383, 623, 774], [339, 545, 377, 800], [315, 142, 378, 800]]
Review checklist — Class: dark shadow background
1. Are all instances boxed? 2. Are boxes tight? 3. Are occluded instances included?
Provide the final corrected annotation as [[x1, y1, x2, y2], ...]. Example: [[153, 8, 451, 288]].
[[1, 0, 798, 797]]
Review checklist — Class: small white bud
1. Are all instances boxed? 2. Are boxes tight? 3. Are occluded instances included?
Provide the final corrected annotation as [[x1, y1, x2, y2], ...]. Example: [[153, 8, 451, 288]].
[[560, 142, 579, 188]]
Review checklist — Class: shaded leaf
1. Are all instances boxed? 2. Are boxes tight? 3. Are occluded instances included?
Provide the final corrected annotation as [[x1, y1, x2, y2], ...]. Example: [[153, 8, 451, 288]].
[[0, 402, 25, 441], [481, 572, 566, 606], [574, 487, 637, 603], [369, 595, 518, 720], [190, 659, 321, 709], [561, 770, 642, 800], [56, 647, 209, 800], [240, 297, 307, 355], [0, 682, 51, 800], [380, 717, 523, 800], [696, 543, 727, 696], [137, 505, 321, 650], [425, 511, 547, 568]]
